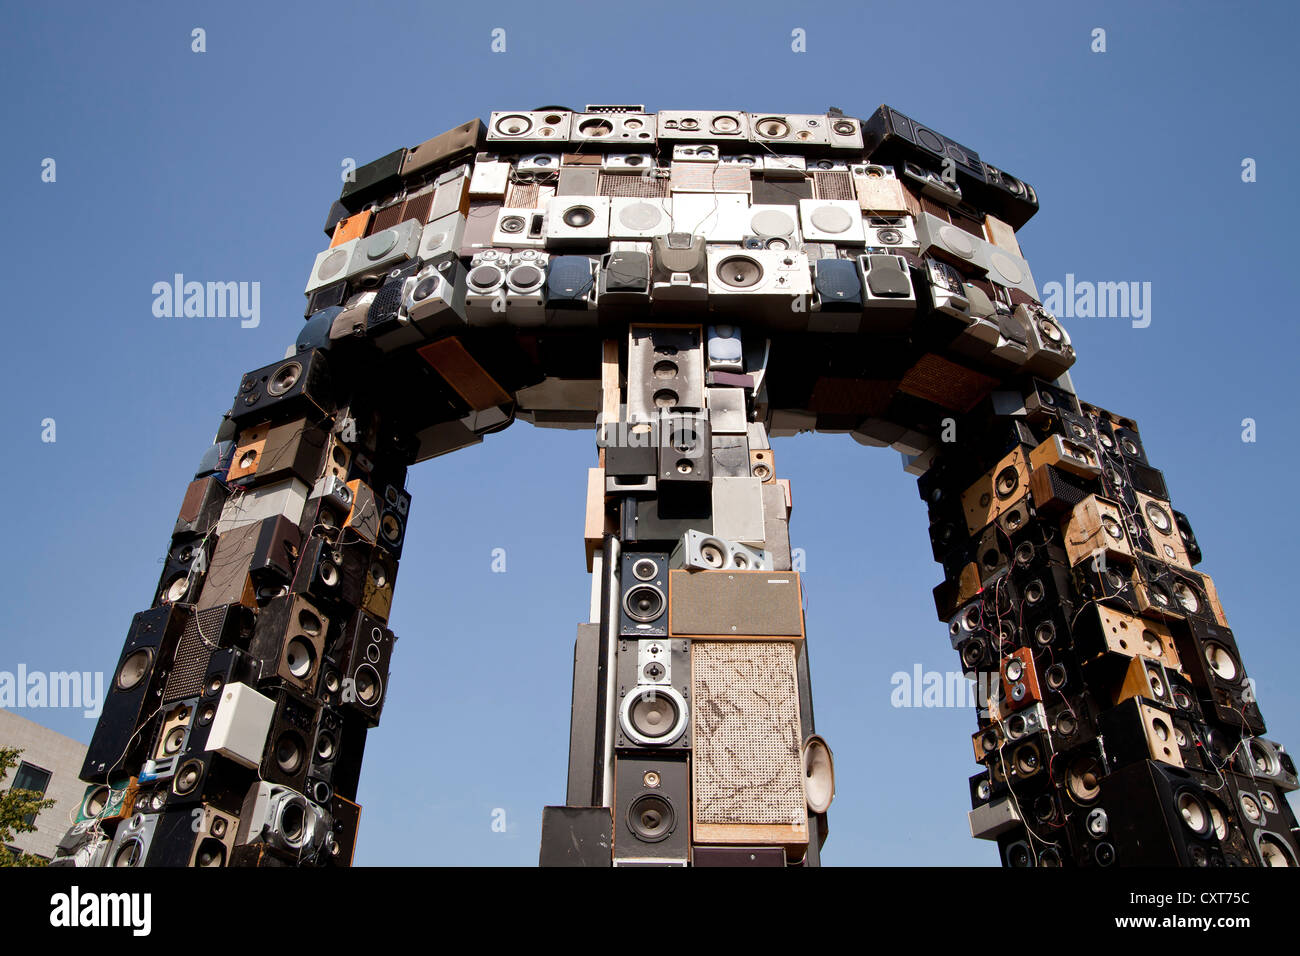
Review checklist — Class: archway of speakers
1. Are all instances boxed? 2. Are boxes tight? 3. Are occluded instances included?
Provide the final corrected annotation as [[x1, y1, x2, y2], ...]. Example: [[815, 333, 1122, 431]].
[[52, 109, 1299, 869]]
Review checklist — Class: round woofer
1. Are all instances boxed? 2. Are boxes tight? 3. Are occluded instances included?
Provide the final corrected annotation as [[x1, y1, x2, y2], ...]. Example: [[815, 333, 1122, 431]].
[[277, 799, 309, 848], [194, 837, 227, 867], [494, 114, 533, 136], [623, 584, 665, 623], [268, 362, 302, 396], [354, 664, 382, 706], [413, 275, 443, 301], [716, 255, 764, 288], [112, 839, 145, 867], [562, 205, 595, 228], [381, 513, 403, 544], [627, 793, 676, 843], [116, 649, 153, 691], [173, 758, 203, 796], [755, 117, 789, 138], [1204, 642, 1238, 681], [499, 215, 526, 234], [274, 732, 306, 774], [1144, 501, 1172, 533], [1177, 790, 1210, 835], [994, 466, 1020, 498], [284, 637, 317, 679], [83, 786, 110, 820], [620, 686, 688, 746], [710, 115, 740, 134], [1259, 834, 1296, 867]]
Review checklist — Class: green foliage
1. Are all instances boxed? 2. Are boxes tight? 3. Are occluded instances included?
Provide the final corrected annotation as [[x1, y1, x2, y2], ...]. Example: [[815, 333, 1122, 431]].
[[0, 746, 56, 867]]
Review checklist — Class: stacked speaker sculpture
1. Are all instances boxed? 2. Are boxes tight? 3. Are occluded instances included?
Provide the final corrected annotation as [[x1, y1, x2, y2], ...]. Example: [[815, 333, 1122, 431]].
[[51, 105, 1298, 867]]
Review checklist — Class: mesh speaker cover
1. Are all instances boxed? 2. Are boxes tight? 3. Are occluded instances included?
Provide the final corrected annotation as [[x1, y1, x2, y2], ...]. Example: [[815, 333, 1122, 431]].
[[505, 181, 542, 208], [163, 606, 225, 702], [368, 202, 405, 236], [812, 170, 855, 201], [598, 174, 669, 198], [667, 163, 752, 194], [898, 353, 998, 414], [691, 641, 807, 829]]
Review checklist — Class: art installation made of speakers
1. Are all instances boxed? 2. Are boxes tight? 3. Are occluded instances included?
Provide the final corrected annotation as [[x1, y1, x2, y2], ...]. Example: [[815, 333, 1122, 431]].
[[52, 105, 1298, 868]]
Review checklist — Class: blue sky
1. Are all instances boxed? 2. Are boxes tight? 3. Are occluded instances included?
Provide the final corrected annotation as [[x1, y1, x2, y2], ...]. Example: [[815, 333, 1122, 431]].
[[2, 1, 1297, 865]]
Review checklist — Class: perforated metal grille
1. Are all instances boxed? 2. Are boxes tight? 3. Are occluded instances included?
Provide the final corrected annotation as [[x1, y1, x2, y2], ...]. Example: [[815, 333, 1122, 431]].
[[691, 641, 806, 827], [898, 353, 998, 413], [812, 170, 855, 201], [668, 163, 752, 194], [505, 181, 541, 208], [163, 606, 224, 702], [598, 174, 669, 198]]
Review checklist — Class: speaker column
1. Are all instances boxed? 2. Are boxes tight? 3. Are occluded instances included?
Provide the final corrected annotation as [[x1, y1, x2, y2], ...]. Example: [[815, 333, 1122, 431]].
[[543, 327, 830, 867], [935, 384, 1295, 867], [60, 364, 411, 866]]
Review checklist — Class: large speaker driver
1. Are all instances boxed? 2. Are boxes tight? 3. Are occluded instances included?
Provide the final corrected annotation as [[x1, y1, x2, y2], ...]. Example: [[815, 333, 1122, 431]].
[[623, 584, 665, 623], [801, 735, 835, 813], [627, 793, 676, 843], [619, 686, 689, 747], [716, 255, 764, 289]]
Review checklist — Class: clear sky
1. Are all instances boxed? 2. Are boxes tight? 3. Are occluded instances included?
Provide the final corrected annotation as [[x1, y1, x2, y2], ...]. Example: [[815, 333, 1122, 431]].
[[2, 1, 1297, 865]]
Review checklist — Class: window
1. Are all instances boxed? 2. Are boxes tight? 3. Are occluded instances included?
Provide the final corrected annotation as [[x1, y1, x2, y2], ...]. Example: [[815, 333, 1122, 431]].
[[10, 762, 52, 827]]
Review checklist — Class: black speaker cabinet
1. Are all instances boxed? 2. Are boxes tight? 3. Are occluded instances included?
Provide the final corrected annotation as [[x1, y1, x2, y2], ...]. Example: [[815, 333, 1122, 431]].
[[230, 349, 334, 426], [247, 592, 330, 695], [1174, 619, 1266, 735], [1097, 760, 1236, 867], [613, 753, 690, 865], [539, 806, 613, 867], [337, 610, 395, 727], [249, 514, 303, 589], [154, 532, 216, 607], [291, 536, 346, 606], [258, 690, 320, 792], [619, 552, 669, 638], [83, 606, 190, 782]]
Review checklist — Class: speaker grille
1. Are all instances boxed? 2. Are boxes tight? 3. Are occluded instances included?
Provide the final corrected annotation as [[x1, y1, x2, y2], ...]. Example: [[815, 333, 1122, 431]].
[[667, 163, 751, 194], [691, 641, 807, 828], [598, 174, 668, 198], [898, 353, 998, 414], [163, 606, 225, 702], [812, 170, 855, 201], [505, 181, 542, 208]]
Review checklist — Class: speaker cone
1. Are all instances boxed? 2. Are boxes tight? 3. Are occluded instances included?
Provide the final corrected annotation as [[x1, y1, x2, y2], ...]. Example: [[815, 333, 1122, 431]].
[[801, 735, 835, 813], [173, 758, 203, 796], [285, 637, 317, 679], [274, 731, 306, 774], [194, 837, 226, 867], [1177, 790, 1210, 834], [994, 466, 1019, 498], [623, 584, 665, 623], [620, 686, 687, 746], [268, 362, 302, 396], [562, 206, 595, 228], [717, 255, 763, 289], [627, 793, 675, 843], [116, 649, 153, 691], [1204, 642, 1238, 681], [1258, 834, 1296, 867], [354, 664, 382, 706]]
